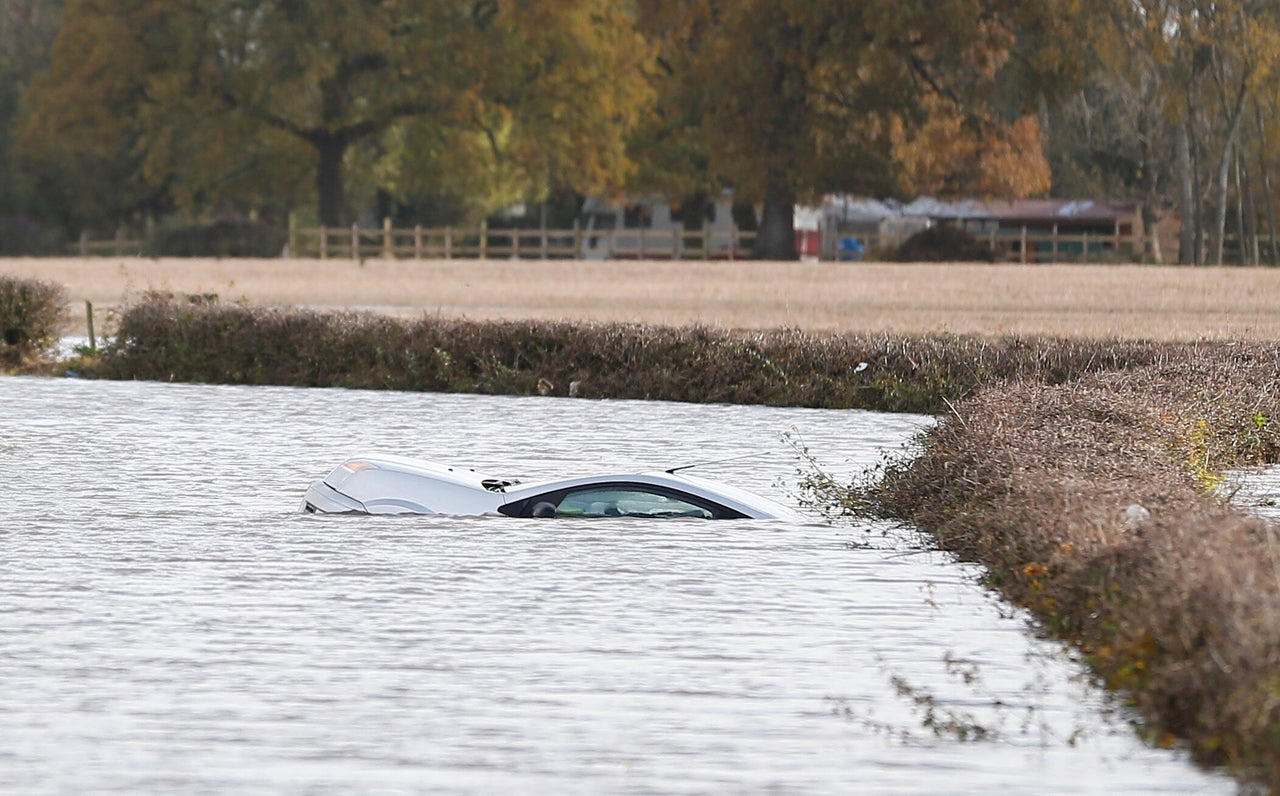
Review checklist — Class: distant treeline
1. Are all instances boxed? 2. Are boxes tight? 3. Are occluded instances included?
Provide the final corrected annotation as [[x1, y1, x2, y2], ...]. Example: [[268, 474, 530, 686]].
[[4, 2, 1279, 262]]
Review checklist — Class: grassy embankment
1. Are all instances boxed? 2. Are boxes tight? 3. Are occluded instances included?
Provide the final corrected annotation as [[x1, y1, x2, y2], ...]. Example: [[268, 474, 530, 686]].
[[6, 268, 1280, 790]]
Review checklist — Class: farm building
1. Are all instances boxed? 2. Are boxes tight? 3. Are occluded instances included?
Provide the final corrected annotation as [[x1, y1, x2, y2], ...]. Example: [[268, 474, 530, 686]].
[[821, 196, 1176, 263]]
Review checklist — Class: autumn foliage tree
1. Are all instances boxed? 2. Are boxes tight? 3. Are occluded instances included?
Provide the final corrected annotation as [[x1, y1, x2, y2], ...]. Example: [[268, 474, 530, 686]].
[[1047, 0, 1280, 264], [19, 0, 654, 228], [636, 1, 1086, 259], [0, 0, 62, 221]]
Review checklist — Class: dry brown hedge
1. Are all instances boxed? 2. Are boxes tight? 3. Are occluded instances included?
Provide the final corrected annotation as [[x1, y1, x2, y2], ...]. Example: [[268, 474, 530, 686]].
[[851, 345, 1280, 789], [87, 292, 1185, 413], [0, 274, 65, 367]]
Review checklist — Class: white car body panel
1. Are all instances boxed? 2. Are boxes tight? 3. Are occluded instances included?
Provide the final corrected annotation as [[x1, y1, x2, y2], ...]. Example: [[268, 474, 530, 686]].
[[302, 453, 800, 521]]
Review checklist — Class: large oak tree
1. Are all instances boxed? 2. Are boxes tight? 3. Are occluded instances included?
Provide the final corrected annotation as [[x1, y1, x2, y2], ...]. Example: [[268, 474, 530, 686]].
[[637, 1, 1089, 259], [20, 0, 653, 227]]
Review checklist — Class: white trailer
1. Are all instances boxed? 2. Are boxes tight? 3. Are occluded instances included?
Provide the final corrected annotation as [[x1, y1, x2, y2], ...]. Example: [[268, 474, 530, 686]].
[[579, 194, 742, 259]]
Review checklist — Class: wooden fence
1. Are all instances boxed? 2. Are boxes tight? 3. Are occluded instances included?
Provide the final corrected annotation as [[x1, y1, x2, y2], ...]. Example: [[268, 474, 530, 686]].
[[70, 218, 1183, 264], [284, 217, 758, 261], [75, 229, 147, 257]]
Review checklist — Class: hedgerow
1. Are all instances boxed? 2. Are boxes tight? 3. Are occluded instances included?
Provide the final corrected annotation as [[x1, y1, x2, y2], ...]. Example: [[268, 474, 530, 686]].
[[87, 291, 1182, 412], [0, 274, 66, 367]]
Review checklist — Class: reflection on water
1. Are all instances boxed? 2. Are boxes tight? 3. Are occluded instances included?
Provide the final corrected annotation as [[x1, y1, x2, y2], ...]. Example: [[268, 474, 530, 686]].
[[0, 376, 1231, 794]]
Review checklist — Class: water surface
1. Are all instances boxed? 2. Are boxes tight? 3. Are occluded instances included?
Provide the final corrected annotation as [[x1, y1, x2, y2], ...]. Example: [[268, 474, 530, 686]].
[[0, 377, 1231, 793]]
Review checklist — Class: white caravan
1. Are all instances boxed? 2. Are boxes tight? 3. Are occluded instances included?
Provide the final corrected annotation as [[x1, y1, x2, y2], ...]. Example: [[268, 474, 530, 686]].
[[579, 194, 743, 259]]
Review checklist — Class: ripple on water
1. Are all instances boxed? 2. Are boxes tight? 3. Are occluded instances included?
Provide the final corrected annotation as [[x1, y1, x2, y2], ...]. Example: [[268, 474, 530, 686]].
[[0, 376, 1232, 794]]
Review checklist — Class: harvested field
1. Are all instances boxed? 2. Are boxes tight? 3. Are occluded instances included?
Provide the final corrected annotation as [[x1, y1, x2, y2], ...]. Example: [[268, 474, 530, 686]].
[[5, 256, 1280, 341]]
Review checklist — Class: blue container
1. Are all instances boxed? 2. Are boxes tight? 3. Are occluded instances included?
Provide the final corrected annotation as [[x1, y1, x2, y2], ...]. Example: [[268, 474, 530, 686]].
[[838, 236, 864, 261]]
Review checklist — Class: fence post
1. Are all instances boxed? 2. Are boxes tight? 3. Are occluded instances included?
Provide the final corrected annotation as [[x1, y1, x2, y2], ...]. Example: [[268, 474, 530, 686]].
[[572, 219, 581, 259], [702, 218, 710, 260], [319, 226, 328, 259], [114, 227, 125, 257], [445, 227, 453, 259], [1020, 225, 1028, 264], [1051, 223, 1059, 263], [383, 217, 393, 259], [351, 223, 360, 261], [729, 226, 736, 262], [414, 224, 422, 260], [85, 301, 96, 354], [79, 231, 88, 257], [287, 213, 297, 258], [479, 219, 488, 259]]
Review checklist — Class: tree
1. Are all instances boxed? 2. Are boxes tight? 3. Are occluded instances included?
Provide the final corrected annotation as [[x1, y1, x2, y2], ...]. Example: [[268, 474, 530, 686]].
[[636, 1, 1084, 259], [0, 0, 62, 218], [376, 1, 656, 223], [1056, 1, 1280, 265], [17, 0, 172, 231], [19, 0, 654, 228]]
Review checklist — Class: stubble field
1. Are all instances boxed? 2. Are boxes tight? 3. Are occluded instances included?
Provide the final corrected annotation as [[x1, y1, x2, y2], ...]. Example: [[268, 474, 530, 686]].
[[5, 256, 1280, 341]]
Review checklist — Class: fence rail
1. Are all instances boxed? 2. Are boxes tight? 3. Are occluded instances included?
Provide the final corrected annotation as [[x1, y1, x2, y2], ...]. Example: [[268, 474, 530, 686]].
[[286, 218, 759, 261], [68, 218, 1189, 264]]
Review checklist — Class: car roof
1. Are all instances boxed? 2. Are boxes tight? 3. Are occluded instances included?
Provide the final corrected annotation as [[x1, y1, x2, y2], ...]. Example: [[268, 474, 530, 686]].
[[338, 454, 800, 520], [504, 470, 799, 520]]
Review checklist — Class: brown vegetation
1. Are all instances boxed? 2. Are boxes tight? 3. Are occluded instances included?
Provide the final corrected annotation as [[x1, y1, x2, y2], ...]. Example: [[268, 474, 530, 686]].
[[0, 273, 65, 367], [833, 347, 1280, 788], [85, 291, 1191, 413]]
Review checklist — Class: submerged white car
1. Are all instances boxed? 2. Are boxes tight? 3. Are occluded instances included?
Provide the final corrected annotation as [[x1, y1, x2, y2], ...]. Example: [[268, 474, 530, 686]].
[[302, 453, 800, 520]]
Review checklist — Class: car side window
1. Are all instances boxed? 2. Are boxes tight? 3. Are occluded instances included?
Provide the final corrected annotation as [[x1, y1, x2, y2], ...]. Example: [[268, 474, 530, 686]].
[[554, 487, 713, 519], [507, 484, 732, 519]]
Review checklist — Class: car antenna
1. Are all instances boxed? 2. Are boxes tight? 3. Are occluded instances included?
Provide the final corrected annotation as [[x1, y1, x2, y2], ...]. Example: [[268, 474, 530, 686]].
[[664, 452, 768, 474]]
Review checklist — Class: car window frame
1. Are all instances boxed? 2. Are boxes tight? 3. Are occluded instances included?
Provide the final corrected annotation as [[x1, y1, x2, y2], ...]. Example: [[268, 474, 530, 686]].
[[498, 480, 748, 519]]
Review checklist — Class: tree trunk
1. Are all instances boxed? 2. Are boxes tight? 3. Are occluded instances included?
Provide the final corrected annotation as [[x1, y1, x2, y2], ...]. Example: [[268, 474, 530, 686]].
[[315, 133, 347, 228], [1237, 152, 1256, 265], [1210, 79, 1249, 265], [753, 194, 797, 261], [1142, 203, 1163, 264], [1255, 105, 1279, 266], [1176, 122, 1196, 264]]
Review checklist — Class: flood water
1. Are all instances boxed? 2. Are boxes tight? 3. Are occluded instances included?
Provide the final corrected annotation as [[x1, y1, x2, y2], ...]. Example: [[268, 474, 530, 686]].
[[1, 376, 1233, 794]]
